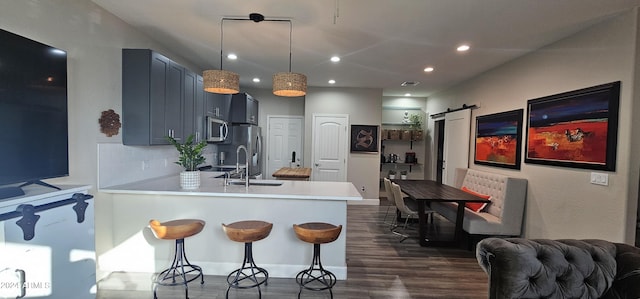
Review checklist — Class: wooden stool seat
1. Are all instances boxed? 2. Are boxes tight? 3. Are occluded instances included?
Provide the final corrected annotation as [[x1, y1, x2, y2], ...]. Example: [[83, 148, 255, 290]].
[[148, 218, 205, 299], [293, 222, 342, 244], [222, 220, 273, 243], [149, 219, 205, 240]]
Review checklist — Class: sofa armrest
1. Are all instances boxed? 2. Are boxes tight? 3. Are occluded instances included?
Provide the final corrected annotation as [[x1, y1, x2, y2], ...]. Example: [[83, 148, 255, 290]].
[[602, 243, 640, 299]]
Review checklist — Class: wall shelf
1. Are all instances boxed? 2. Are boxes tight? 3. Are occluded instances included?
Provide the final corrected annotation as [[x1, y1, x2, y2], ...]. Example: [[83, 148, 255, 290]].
[[380, 162, 421, 172]]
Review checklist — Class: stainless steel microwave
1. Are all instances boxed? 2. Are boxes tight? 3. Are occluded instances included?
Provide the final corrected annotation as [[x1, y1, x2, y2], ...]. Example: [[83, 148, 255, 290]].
[[206, 116, 228, 142]]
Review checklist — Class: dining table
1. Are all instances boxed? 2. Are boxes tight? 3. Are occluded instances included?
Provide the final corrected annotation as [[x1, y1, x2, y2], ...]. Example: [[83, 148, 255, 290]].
[[392, 179, 490, 248]]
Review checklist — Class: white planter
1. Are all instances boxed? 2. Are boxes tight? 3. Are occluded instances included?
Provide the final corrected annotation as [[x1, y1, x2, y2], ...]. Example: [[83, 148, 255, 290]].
[[389, 174, 396, 179], [180, 170, 201, 190], [401, 175, 407, 180]]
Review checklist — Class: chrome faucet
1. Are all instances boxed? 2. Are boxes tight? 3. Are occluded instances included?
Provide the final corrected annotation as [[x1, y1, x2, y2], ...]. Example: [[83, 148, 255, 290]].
[[236, 145, 250, 187]]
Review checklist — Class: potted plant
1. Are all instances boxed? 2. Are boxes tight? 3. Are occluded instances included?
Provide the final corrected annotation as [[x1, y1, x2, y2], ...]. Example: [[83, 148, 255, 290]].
[[400, 170, 408, 180], [167, 134, 208, 189], [409, 113, 424, 140], [388, 170, 397, 179]]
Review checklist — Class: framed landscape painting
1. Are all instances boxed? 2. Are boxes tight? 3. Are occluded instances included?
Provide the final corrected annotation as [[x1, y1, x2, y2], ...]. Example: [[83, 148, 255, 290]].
[[350, 125, 379, 153], [474, 109, 523, 169], [525, 81, 620, 171]]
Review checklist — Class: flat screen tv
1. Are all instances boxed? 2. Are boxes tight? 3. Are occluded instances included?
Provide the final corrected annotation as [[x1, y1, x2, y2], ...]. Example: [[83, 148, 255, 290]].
[[0, 28, 68, 196]]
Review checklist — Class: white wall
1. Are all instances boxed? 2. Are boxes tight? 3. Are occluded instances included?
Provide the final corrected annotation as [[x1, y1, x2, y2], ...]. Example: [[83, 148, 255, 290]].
[[426, 9, 640, 242], [304, 87, 383, 201]]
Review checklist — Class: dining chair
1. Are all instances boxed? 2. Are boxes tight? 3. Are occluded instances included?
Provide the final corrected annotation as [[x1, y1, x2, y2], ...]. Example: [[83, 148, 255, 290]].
[[382, 178, 397, 227], [390, 182, 436, 242]]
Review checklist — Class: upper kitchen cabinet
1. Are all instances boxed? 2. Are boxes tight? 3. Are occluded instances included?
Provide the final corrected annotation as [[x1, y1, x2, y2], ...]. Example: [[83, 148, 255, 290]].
[[205, 92, 232, 122], [231, 93, 259, 125], [122, 49, 184, 145], [182, 70, 206, 143]]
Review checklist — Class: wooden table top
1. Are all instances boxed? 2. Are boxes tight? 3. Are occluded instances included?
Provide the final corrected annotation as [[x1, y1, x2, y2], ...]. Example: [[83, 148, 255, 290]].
[[272, 167, 312, 178], [392, 179, 490, 203]]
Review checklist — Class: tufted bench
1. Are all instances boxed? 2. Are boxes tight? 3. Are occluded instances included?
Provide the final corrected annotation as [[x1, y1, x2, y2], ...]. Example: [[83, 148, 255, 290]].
[[430, 168, 527, 237], [476, 238, 640, 299]]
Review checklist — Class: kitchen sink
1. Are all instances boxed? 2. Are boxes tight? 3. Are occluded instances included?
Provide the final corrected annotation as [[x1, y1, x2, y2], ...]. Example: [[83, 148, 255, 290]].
[[228, 180, 284, 186]]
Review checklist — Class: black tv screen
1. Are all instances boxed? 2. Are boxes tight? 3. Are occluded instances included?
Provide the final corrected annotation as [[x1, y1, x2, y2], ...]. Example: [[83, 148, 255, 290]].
[[0, 28, 68, 187]]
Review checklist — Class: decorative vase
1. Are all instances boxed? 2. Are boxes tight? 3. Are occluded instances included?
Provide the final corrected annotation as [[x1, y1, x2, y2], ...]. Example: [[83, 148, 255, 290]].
[[389, 174, 396, 179], [180, 171, 201, 190], [401, 174, 407, 180]]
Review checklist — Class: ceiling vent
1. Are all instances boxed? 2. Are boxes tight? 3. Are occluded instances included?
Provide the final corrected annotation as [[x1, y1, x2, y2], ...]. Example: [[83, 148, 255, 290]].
[[401, 81, 420, 87]]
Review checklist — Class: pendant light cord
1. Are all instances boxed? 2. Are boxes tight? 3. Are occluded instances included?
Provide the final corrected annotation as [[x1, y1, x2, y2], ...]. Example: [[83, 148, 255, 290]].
[[220, 18, 225, 70], [287, 20, 292, 72]]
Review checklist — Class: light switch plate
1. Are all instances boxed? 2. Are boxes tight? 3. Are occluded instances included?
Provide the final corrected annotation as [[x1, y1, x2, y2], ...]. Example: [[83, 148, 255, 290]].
[[590, 172, 609, 186]]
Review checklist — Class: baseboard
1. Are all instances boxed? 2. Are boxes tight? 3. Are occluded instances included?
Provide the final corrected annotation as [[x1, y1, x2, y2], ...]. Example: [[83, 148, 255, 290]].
[[348, 198, 379, 205]]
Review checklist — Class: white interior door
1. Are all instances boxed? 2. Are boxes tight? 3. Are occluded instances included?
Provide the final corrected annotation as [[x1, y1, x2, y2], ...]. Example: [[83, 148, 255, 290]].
[[312, 114, 348, 181], [443, 109, 471, 186], [266, 116, 303, 178]]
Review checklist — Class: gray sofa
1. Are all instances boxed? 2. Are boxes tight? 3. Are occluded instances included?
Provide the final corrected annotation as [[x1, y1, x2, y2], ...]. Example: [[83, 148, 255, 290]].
[[431, 168, 528, 236], [476, 238, 640, 299]]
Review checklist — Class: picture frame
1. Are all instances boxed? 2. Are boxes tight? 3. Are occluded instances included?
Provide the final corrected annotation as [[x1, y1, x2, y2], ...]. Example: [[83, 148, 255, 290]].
[[350, 125, 379, 153], [525, 81, 620, 171], [474, 109, 524, 170]]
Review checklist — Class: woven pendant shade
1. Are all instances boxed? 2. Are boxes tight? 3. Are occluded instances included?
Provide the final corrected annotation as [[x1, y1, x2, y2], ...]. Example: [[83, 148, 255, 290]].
[[272, 72, 307, 97], [203, 69, 239, 94]]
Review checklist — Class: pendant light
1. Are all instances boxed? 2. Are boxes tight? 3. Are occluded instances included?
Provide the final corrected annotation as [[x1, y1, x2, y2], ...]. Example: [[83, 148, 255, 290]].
[[203, 18, 239, 94], [272, 20, 307, 97]]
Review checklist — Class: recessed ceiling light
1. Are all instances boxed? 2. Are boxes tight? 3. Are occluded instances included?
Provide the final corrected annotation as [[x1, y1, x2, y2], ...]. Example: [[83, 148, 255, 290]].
[[456, 44, 470, 52], [50, 49, 66, 56], [328, 79, 336, 84], [424, 66, 435, 72], [401, 81, 420, 87], [330, 56, 340, 63], [404, 93, 411, 97], [252, 77, 260, 83], [227, 53, 238, 60]]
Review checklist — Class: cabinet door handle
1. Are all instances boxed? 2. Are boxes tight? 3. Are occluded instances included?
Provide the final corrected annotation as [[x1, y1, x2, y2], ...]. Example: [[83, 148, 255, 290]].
[[16, 269, 26, 298]]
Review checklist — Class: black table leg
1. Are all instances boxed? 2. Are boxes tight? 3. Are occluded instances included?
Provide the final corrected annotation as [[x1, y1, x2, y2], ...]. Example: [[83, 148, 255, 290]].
[[453, 202, 466, 247], [417, 200, 427, 247]]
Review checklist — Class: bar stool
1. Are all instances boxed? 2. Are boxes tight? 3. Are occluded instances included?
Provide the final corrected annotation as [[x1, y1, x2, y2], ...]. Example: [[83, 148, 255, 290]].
[[222, 220, 273, 298], [149, 219, 205, 299], [293, 222, 343, 299]]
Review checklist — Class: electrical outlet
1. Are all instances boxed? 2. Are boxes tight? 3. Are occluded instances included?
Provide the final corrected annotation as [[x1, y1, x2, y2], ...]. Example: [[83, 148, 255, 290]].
[[590, 172, 609, 186]]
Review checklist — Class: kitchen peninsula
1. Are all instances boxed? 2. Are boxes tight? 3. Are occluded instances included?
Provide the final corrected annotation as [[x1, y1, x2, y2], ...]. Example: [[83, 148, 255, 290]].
[[98, 175, 361, 280]]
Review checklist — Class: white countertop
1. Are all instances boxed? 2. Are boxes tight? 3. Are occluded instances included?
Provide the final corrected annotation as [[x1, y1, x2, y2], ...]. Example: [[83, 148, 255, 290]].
[[99, 175, 362, 201]]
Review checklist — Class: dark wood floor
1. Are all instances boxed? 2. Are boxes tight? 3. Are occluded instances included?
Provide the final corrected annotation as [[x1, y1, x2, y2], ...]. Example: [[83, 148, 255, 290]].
[[97, 203, 489, 299]]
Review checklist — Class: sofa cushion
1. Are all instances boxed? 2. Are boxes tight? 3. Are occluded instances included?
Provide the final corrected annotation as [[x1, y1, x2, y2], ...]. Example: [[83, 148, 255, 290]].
[[431, 202, 504, 235]]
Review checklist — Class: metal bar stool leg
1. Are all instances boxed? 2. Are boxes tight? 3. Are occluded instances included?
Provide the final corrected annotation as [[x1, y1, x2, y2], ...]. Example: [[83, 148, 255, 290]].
[[296, 244, 337, 298], [225, 242, 269, 299]]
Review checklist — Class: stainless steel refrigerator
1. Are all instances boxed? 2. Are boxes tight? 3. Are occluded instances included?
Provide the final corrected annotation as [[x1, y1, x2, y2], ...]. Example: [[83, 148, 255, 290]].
[[218, 124, 263, 178]]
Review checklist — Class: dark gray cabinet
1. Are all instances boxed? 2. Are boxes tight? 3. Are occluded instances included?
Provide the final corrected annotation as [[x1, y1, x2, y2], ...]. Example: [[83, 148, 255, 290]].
[[182, 70, 206, 143], [206, 92, 232, 121], [122, 49, 184, 145], [231, 93, 259, 125], [194, 75, 206, 143]]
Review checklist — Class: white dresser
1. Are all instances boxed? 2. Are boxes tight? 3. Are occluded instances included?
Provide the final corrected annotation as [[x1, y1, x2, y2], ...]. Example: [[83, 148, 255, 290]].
[[0, 185, 94, 298]]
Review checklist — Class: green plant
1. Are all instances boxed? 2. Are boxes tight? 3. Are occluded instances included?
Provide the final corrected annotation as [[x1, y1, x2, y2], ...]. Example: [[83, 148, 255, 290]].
[[166, 134, 207, 171], [400, 170, 408, 175], [409, 113, 423, 130], [388, 170, 397, 175]]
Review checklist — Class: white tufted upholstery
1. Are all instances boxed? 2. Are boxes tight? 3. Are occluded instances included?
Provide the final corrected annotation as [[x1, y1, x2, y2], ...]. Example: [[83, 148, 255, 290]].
[[431, 168, 527, 236]]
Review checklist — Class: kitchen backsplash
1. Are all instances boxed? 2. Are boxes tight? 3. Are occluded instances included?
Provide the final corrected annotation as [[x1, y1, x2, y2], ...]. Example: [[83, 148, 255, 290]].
[[97, 143, 215, 188]]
